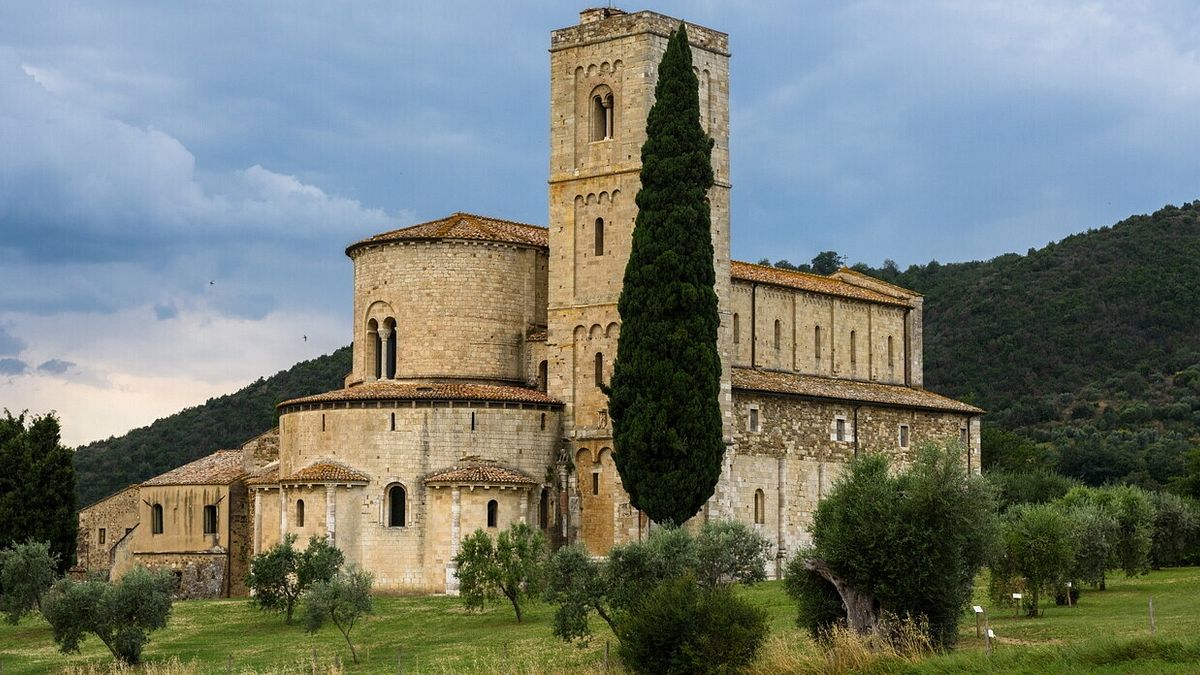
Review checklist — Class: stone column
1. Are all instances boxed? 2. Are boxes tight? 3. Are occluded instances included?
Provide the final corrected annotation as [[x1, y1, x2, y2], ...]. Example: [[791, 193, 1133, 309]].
[[253, 489, 262, 555], [377, 327, 392, 379], [446, 487, 462, 594], [279, 487, 288, 538], [325, 484, 336, 544]]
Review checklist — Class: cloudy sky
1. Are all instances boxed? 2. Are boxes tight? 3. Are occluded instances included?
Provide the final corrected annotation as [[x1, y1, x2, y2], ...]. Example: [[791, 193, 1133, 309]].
[[2, 1, 1199, 446]]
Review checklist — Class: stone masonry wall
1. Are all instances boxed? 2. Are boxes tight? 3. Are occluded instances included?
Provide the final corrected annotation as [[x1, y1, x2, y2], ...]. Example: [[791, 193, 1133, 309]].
[[349, 241, 548, 385], [132, 552, 227, 600], [76, 485, 140, 577]]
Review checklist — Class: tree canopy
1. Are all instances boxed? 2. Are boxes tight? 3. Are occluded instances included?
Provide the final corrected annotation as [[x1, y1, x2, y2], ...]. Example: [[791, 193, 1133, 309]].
[[0, 411, 76, 571]]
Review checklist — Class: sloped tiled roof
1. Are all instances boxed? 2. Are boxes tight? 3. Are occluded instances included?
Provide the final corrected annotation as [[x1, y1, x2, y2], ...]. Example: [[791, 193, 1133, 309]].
[[425, 465, 538, 486], [280, 380, 562, 408], [245, 463, 279, 486], [142, 450, 246, 487], [347, 212, 548, 254], [281, 462, 370, 484], [732, 368, 983, 414], [731, 261, 912, 307]]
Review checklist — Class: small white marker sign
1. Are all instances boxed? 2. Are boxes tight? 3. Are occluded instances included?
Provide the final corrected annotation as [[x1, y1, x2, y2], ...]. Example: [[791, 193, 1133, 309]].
[[1066, 582, 1072, 588], [987, 629, 996, 639], [973, 605, 984, 614], [1012, 593, 1023, 600]]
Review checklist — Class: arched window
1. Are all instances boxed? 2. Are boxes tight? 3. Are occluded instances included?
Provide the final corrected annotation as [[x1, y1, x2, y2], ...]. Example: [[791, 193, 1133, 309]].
[[537, 360, 548, 392], [814, 325, 822, 364], [384, 317, 397, 379], [887, 335, 895, 372], [368, 318, 380, 380], [594, 352, 604, 387], [774, 319, 782, 350], [151, 504, 164, 535], [471, 411, 476, 431], [850, 330, 857, 371], [487, 499, 498, 528], [733, 313, 740, 344], [203, 505, 218, 534], [590, 90, 614, 141], [594, 218, 605, 256], [539, 488, 550, 529], [390, 412, 396, 431], [540, 412, 547, 430], [296, 499, 305, 527], [388, 485, 406, 527], [754, 489, 765, 525]]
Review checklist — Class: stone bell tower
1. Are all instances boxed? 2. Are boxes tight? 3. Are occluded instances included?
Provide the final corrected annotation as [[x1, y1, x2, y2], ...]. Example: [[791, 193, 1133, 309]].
[[545, 8, 733, 551]]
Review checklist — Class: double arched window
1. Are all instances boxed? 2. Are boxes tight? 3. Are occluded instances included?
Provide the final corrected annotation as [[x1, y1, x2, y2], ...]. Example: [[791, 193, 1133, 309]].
[[590, 87, 615, 141], [367, 317, 398, 380]]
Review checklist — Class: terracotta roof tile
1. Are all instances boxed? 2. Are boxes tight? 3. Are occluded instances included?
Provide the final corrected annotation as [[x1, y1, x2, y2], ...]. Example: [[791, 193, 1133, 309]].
[[142, 450, 245, 487], [732, 368, 983, 414], [279, 380, 562, 408], [347, 212, 548, 254], [731, 261, 912, 307], [282, 462, 370, 484], [425, 465, 538, 486]]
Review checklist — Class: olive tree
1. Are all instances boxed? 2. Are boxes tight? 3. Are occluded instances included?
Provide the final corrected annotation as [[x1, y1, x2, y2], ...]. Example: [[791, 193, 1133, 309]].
[[42, 567, 174, 665], [787, 444, 999, 647], [246, 534, 343, 623], [303, 565, 374, 664], [0, 539, 58, 623], [992, 503, 1077, 616], [453, 522, 546, 622]]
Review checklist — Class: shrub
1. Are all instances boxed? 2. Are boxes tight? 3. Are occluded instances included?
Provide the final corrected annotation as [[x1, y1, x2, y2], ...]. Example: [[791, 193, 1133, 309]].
[[1149, 491, 1200, 568], [783, 549, 845, 639], [616, 575, 768, 675], [246, 534, 343, 623], [42, 566, 174, 665], [453, 522, 546, 622], [303, 565, 373, 664], [0, 539, 58, 623]]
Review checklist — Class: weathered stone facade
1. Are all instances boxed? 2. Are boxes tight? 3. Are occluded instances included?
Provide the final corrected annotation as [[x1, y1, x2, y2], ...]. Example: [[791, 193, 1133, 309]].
[[76, 485, 140, 577], [80, 7, 981, 595]]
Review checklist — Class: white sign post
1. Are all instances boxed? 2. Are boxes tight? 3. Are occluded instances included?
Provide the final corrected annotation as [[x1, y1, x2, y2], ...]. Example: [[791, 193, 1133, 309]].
[[985, 628, 995, 655], [1012, 592, 1023, 618], [973, 606, 984, 638]]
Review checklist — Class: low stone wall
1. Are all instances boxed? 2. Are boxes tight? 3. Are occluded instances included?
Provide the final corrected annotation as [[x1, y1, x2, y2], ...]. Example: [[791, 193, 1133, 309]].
[[132, 552, 228, 599]]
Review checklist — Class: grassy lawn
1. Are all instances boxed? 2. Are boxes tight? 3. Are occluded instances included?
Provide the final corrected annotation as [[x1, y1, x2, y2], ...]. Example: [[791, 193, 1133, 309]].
[[1, 567, 1197, 673]]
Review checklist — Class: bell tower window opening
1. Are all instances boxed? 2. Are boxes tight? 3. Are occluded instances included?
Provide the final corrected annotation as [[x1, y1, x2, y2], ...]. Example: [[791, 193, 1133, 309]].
[[590, 88, 614, 141], [594, 218, 605, 256], [368, 318, 380, 380]]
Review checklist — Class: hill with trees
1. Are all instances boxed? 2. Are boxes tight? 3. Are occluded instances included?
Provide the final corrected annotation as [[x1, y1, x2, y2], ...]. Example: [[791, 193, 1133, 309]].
[[72, 347, 351, 506], [768, 201, 1200, 493]]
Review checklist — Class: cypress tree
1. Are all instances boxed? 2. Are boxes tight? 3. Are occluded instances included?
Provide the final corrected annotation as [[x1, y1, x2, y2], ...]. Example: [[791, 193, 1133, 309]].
[[607, 25, 723, 526]]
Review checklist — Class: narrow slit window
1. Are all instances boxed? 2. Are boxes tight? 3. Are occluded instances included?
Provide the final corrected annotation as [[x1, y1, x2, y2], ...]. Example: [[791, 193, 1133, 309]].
[[295, 500, 305, 528], [151, 504, 164, 535], [835, 418, 846, 442], [592, 472, 600, 496], [203, 505, 218, 534], [594, 352, 604, 387], [850, 330, 857, 370], [471, 411, 476, 431], [540, 412, 546, 430], [390, 412, 396, 431], [321, 414, 326, 432], [814, 326, 822, 363], [899, 425, 910, 448], [99, 528, 106, 545], [774, 319, 782, 350], [749, 407, 760, 433], [887, 335, 895, 372], [754, 489, 765, 525], [733, 313, 740, 344], [594, 218, 605, 256], [487, 499, 498, 528]]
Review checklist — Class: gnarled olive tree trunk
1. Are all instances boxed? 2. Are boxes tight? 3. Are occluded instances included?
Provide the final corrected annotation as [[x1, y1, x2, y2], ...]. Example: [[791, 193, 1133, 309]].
[[804, 558, 880, 636]]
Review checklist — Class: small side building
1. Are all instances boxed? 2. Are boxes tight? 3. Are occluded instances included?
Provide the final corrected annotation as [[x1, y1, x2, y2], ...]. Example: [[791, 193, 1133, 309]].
[[76, 484, 140, 578]]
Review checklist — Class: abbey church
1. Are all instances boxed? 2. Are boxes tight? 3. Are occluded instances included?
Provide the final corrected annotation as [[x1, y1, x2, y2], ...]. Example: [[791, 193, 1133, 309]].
[[77, 8, 982, 597]]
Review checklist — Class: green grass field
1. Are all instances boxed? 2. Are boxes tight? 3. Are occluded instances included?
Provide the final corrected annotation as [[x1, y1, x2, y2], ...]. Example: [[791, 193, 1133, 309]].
[[1, 567, 1197, 674]]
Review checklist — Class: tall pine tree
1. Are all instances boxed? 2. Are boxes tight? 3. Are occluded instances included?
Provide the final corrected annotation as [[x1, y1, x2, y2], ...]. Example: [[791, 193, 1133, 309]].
[[607, 25, 723, 526]]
